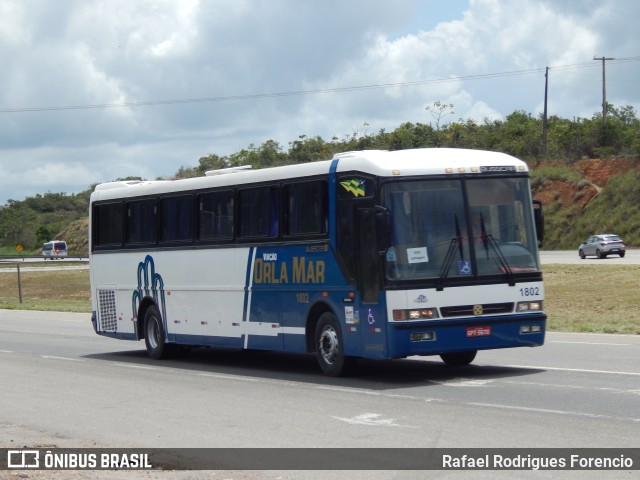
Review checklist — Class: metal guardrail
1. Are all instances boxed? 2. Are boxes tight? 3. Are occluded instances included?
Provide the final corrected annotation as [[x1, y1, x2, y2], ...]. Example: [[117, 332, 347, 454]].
[[0, 255, 88, 262]]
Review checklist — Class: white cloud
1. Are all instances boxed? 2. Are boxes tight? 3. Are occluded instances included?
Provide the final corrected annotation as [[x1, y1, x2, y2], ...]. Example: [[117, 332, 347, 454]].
[[0, 0, 638, 205]]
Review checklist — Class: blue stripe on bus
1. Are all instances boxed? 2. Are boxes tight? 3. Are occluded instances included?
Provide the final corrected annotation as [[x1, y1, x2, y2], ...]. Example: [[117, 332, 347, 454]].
[[242, 246, 258, 348], [328, 158, 339, 246]]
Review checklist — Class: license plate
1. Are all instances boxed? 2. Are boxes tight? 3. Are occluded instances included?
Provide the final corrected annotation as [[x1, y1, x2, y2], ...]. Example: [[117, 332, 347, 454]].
[[467, 326, 491, 337]]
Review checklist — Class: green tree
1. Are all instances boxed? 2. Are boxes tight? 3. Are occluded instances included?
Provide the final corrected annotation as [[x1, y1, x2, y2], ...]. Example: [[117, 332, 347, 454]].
[[497, 111, 542, 158], [288, 135, 335, 163], [441, 119, 483, 149], [257, 139, 287, 167], [36, 226, 52, 244]]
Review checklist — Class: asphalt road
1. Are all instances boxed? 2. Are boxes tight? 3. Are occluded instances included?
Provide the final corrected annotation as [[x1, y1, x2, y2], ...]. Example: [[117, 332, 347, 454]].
[[0, 310, 638, 479]]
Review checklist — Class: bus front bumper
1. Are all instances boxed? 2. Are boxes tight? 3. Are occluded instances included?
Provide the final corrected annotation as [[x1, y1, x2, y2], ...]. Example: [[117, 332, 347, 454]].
[[387, 312, 547, 358]]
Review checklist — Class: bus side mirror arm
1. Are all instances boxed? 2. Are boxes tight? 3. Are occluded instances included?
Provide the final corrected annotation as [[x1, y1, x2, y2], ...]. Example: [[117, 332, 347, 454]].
[[533, 200, 544, 247]]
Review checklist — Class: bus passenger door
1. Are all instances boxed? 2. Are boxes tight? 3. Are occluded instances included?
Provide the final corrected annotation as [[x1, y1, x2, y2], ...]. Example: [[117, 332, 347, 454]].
[[357, 207, 388, 358]]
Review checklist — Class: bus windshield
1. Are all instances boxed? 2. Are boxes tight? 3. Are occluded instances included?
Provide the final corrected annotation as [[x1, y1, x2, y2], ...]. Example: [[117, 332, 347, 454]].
[[382, 176, 540, 282]]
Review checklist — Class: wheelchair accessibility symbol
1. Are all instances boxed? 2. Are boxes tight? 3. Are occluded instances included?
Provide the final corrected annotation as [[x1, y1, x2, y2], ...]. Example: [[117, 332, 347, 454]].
[[458, 260, 472, 275]]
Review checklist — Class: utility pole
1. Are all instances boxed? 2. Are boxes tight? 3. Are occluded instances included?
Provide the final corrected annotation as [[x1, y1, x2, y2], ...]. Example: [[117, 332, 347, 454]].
[[542, 66, 549, 158], [593, 56, 614, 126]]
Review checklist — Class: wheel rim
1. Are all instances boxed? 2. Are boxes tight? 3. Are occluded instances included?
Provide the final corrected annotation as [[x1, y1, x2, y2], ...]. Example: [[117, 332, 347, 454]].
[[318, 325, 339, 365], [148, 316, 160, 350]]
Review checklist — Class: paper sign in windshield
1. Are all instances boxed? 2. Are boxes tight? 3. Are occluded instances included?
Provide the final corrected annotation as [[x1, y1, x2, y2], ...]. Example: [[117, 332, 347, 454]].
[[407, 247, 429, 264]]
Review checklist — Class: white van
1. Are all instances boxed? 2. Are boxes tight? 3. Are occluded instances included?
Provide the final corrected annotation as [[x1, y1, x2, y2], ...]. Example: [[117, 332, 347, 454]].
[[42, 240, 68, 259]]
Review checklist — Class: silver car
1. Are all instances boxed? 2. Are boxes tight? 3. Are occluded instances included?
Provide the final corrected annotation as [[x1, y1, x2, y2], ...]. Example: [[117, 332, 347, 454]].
[[578, 234, 626, 259]]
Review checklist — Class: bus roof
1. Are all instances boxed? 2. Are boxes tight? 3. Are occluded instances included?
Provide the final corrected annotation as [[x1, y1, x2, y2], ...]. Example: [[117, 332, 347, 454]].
[[90, 148, 527, 202], [334, 148, 527, 176]]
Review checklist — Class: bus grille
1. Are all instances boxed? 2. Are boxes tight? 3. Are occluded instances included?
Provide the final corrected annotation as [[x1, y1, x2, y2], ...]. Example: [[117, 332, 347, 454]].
[[98, 290, 117, 332], [440, 302, 514, 318]]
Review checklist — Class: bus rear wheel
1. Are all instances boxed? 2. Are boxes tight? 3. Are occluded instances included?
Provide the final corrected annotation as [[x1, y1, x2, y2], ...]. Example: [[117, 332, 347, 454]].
[[315, 312, 354, 377], [440, 350, 477, 367], [144, 305, 172, 359]]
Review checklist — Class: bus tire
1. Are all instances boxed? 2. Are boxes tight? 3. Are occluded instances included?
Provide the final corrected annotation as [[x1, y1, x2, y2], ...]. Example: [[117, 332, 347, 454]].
[[440, 350, 477, 367], [144, 305, 171, 360], [315, 312, 354, 377]]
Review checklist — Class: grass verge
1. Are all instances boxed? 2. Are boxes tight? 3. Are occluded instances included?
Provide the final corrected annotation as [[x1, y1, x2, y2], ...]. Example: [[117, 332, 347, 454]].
[[543, 264, 640, 334], [0, 268, 89, 313], [0, 264, 638, 334]]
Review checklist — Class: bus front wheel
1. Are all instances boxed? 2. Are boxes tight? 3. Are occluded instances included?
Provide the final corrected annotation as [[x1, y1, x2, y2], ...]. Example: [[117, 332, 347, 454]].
[[144, 305, 171, 360], [315, 312, 354, 377], [440, 350, 477, 367]]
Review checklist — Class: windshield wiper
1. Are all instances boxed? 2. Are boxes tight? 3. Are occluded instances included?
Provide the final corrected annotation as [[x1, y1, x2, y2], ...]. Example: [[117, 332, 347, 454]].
[[478, 214, 515, 286], [437, 216, 464, 291]]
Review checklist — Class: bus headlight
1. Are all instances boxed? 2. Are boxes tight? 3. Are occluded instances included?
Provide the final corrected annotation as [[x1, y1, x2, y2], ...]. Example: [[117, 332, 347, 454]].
[[517, 301, 543, 312], [393, 308, 438, 321]]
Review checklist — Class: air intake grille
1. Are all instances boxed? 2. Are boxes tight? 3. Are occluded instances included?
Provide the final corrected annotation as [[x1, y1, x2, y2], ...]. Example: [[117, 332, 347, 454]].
[[440, 302, 514, 318], [98, 290, 117, 332]]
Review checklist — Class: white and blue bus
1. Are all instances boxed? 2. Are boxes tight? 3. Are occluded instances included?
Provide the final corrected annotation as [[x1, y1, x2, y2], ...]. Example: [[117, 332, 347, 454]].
[[89, 148, 546, 376]]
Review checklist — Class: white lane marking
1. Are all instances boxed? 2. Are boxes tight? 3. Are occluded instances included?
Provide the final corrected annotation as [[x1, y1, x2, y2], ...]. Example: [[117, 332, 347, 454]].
[[502, 364, 640, 377], [469, 402, 640, 423], [432, 379, 494, 387], [113, 363, 156, 370], [500, 379, 640, 396], [0, 350, 13, 353], [195, 372, 259, 382], [549, 331, 639, 339], [40, 355, 81, 362], [551, 341, 633, 346], [316, 385, 440, 402], [332, 413, 418, 428]]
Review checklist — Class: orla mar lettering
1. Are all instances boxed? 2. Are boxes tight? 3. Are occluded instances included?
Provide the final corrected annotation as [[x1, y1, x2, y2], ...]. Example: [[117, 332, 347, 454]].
[[254, 256, 326, 284]]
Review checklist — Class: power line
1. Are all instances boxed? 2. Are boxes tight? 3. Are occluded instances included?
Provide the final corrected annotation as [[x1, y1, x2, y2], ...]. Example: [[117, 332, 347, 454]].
[[549, 56, 640, 72], [0, 68, 545, 113], [1, 59, 638, 114]]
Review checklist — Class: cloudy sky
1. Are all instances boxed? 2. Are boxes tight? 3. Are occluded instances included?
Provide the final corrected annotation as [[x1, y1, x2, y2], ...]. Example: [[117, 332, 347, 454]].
[[1, 0, 638, 205]]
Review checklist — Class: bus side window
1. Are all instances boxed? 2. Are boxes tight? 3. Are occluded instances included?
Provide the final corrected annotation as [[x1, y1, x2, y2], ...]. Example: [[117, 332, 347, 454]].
[[198, 190, 234, 241], [285, 181, 328, 236], [126, 199, 157, 245], [160, 195, 193, 243], [239, 187, 279, 239], [93, 202, 123, 248]]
